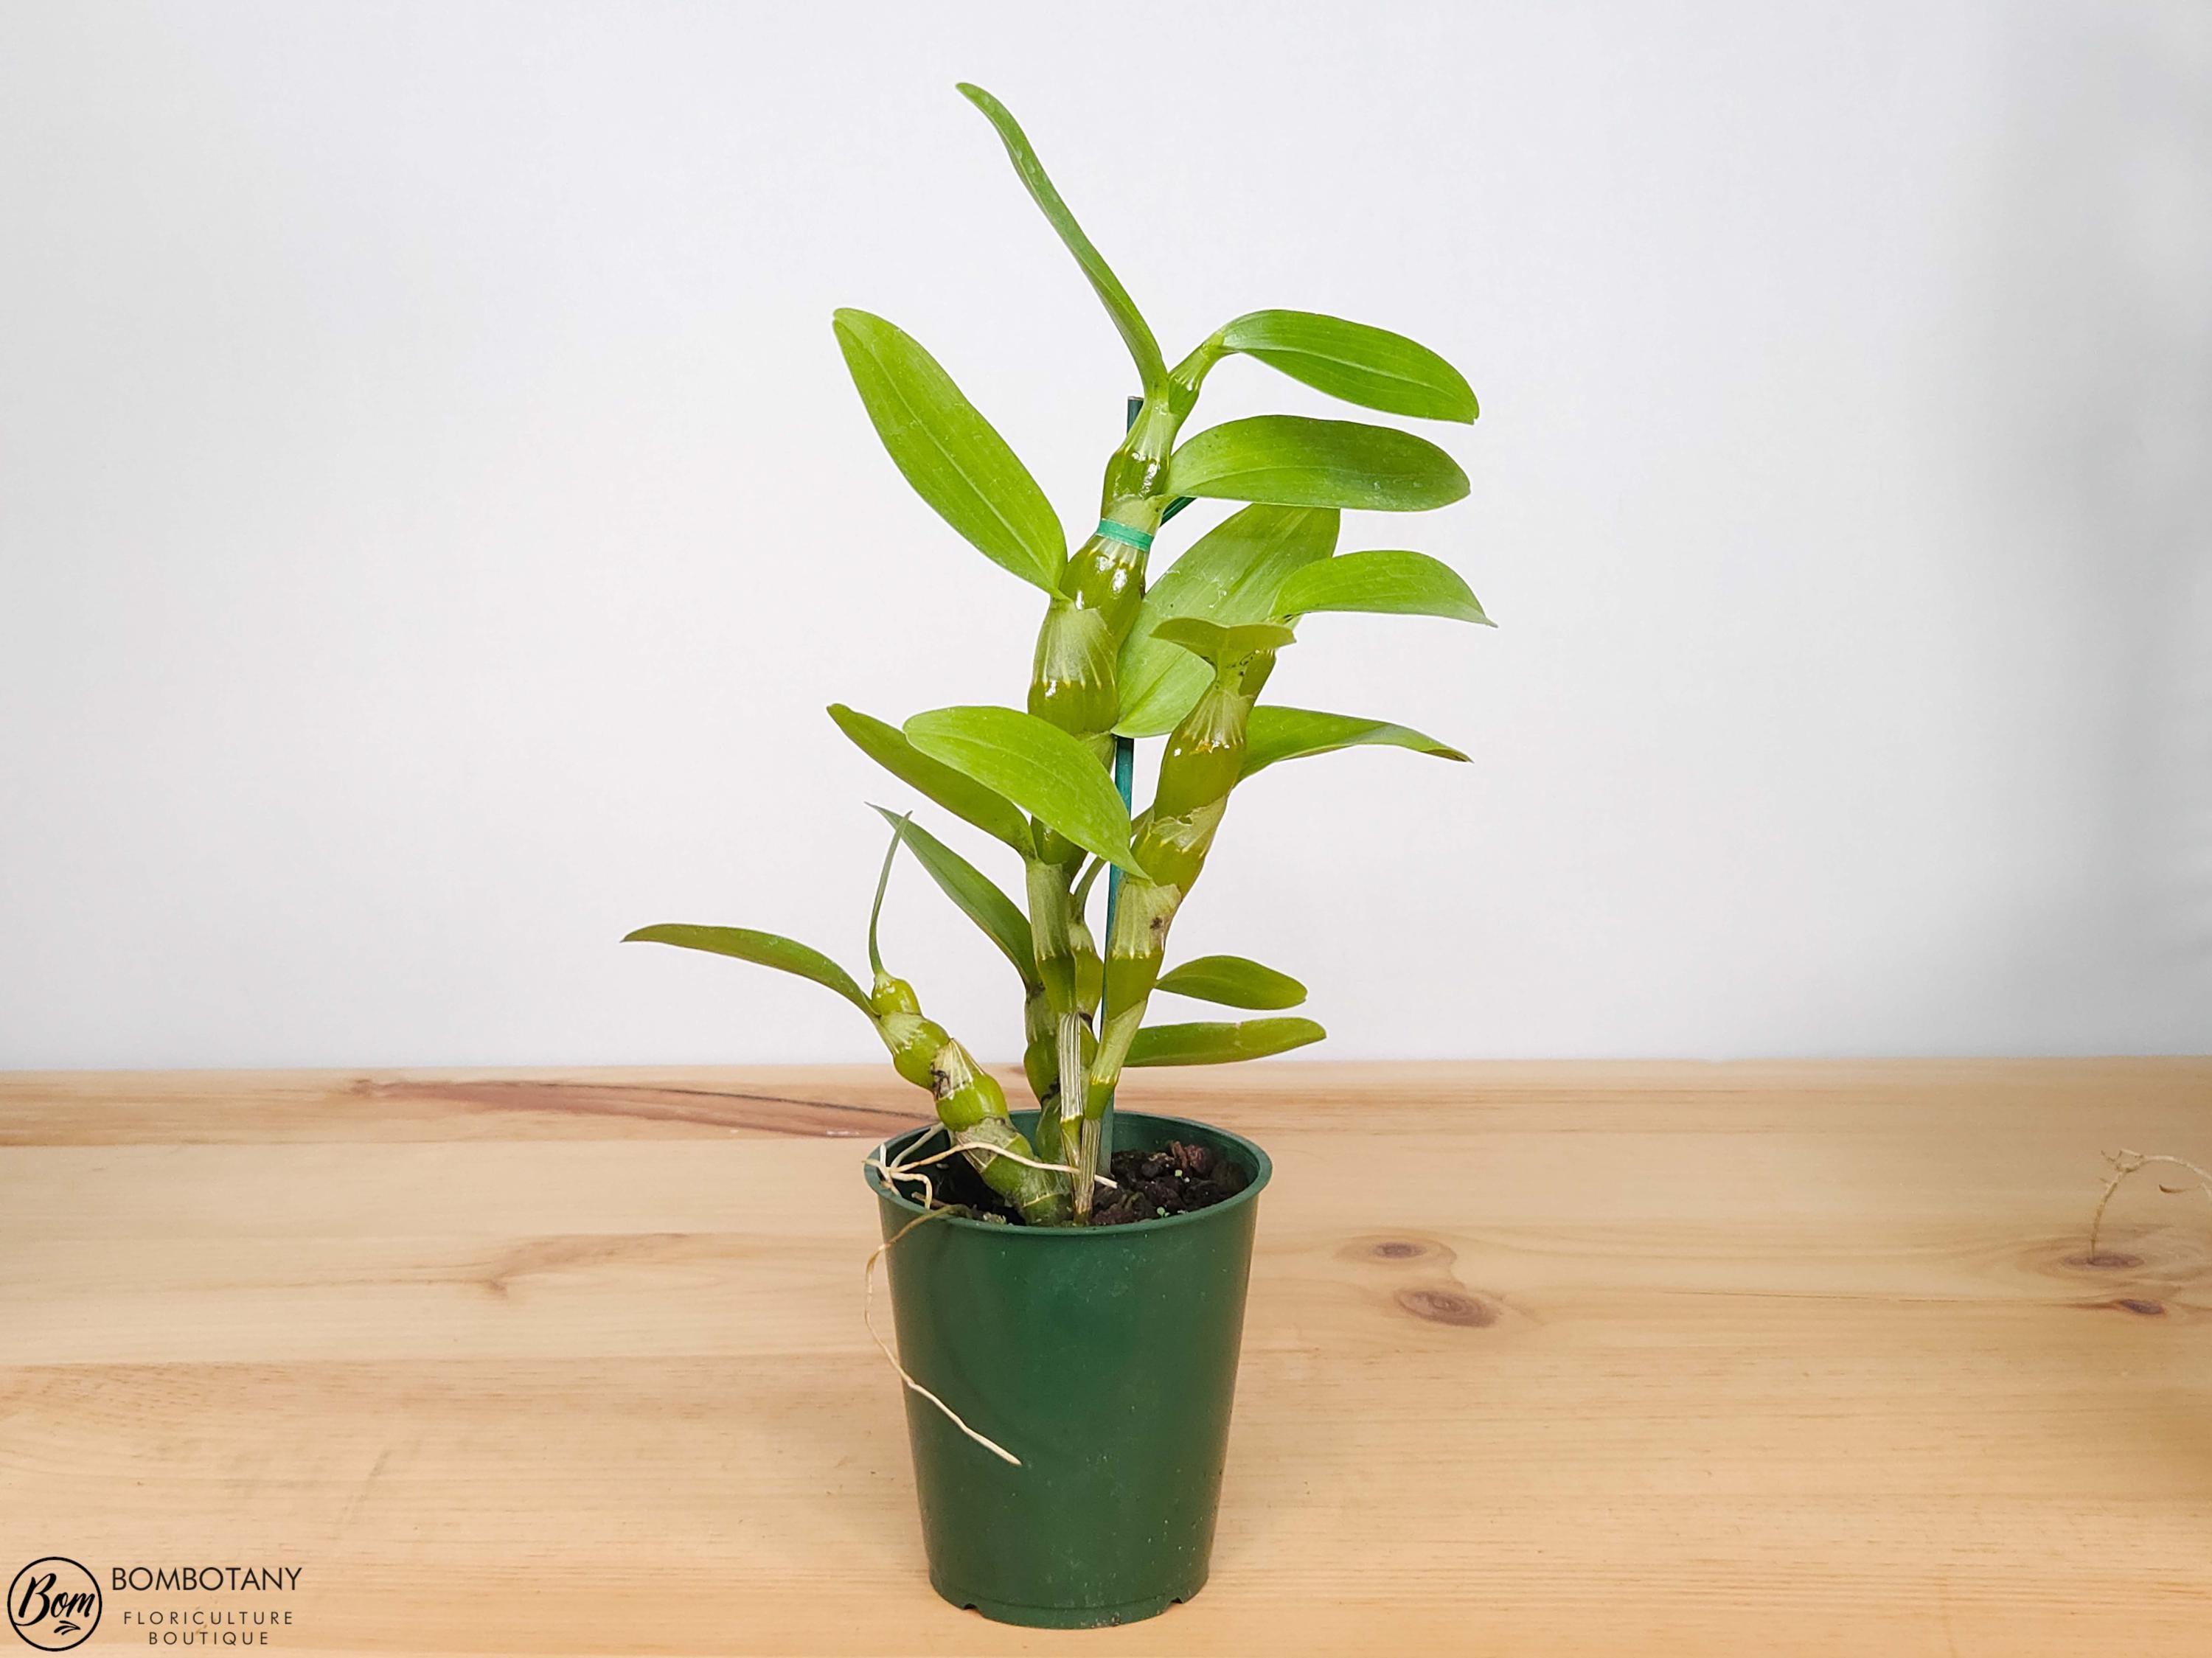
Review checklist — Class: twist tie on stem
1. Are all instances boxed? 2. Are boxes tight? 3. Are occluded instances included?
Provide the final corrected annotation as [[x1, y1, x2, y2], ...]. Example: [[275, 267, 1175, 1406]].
[[1094, 519, 1153, 553]]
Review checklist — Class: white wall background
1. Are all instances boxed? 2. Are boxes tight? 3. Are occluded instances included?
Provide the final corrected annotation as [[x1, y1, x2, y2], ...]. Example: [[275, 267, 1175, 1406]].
[[2, 0, 2207, 1070]]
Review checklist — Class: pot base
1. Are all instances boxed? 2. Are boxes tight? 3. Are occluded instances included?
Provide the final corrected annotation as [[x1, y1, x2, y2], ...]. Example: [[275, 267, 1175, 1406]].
[[935, 1570, 1206, 1629]]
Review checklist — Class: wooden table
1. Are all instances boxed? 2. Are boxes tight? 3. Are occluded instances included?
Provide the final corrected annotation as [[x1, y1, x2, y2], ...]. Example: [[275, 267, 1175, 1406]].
[[2, 1061, 2208, 1654]]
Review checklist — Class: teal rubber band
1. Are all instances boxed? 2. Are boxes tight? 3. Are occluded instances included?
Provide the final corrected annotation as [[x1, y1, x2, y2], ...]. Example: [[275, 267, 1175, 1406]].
[[1094, 519, 1153, 553]]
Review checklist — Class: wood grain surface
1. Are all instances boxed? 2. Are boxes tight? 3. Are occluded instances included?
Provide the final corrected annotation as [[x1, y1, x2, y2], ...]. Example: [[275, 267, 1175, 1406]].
[[2, 1060, 2209, 1655]]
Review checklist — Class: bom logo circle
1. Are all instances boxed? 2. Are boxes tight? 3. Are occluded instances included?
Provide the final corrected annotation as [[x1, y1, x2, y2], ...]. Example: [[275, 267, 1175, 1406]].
[[7, 1559, 100, 1652]]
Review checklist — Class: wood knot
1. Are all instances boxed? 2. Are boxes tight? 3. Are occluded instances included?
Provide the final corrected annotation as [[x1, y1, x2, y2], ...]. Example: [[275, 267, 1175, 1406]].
[[2065, 1250, 2143, 1271], [1395, 1286, 1498, 1328], [1339, 1233, 1453, 1267], [2073, 1295, 2168, 1318]]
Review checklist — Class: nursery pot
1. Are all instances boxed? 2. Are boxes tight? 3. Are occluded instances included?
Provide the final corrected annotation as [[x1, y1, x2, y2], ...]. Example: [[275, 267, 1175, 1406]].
[[864, 1108, 1270, 1629]]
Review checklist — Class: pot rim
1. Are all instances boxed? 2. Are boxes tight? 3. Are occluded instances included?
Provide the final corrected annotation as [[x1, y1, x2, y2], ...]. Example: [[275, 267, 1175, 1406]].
[[863, 1107, 1272, 1238]]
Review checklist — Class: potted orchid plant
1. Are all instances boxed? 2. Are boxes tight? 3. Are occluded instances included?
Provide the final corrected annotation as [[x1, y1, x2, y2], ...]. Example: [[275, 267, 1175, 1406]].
[[629, 83, 1486, 1627]]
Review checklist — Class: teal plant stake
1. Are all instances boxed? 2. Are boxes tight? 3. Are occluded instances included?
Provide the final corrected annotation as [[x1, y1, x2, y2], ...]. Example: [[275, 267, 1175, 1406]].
[[627, 82, 1487, 1223], [1099, 728, 1134, 1166], [1096, 395, 1152, 1168]]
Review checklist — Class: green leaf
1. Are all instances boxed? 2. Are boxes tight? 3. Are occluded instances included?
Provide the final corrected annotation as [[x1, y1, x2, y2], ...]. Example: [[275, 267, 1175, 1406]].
[[828, 704, 1032, 853], [1154, 955, 1308, 1011], [831, 308, 1063, 591], [1125, 1016, 1326, 1067], [956, 83, 1166, 392], [1242, 706, 1470, 777], [1220, 310, 1477, 423], [622, 924, 872, 1015], [866, 814, 902, 978], [1166, 415, 1468, 512], [904, 706, 1142, 874], [1275, 550, 1492, 626], [1071, 854, 1106, 911], [873, 807, 1038, 989], [1115, 505, 1339, 738], [1151, 618, 1298, 663]]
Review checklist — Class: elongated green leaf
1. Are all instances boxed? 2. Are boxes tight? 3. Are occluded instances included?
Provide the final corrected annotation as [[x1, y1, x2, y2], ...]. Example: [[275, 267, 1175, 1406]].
[[622, 924, 872, 1014], [828, 703, 1032, 852], [956, 83, 1166, 392], [1152, 618, 1298, 663], [873, 807, 1037, 988], [866, 814, 902, 978], [1275, 549, 1492, 625], [1116, 505, 1339, 737], [1167, 416, 1468, 512], [905, 706, 1141, 874], [1242, 706, 1470, 777], [831, 309, 1063, 591], [1220, 310, 1477, 423], [1155, 955, 1308, 1011], [1125, 1016, 1326, 1067], [1072, 854, 1105, 912]]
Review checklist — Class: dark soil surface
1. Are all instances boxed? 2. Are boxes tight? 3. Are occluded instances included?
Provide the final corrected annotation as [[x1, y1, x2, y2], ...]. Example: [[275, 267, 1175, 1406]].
[[888, 1138, 1250, 1227], [1089, 1140, 1251, 1226]]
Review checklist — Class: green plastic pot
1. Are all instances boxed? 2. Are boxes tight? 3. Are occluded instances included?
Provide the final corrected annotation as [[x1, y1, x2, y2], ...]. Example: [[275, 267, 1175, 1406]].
[[864, 1108, 1271, 1629]]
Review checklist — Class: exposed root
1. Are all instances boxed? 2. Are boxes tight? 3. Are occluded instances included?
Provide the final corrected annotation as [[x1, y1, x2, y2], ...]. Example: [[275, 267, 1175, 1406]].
[[2087, 1148, 2212, 1256], [860, 1129, 1118, 1469]]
